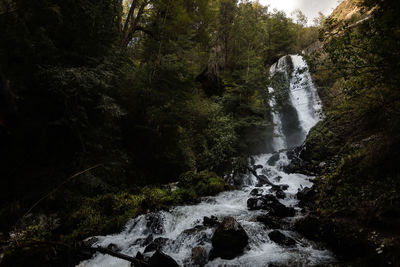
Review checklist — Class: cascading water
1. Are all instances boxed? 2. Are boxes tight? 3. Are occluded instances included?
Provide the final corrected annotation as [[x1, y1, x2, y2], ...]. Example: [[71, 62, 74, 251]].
[[288, 55, 322, 135], [268, 55, 323, 150], [268, 86, 286, 152], [77, 55, 332, 267]]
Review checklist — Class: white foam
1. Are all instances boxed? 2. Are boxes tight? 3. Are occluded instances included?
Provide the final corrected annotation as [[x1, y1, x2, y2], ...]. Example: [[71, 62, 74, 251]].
[[288, 55, 323, 135]]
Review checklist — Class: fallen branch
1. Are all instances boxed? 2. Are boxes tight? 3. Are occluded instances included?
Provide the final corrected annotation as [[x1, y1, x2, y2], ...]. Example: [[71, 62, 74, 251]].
[[90, 246, 149, 267]]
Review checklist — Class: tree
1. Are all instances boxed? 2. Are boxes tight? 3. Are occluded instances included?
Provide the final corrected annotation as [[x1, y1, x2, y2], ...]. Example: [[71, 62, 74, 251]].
[[217, 0, 238, 67], [264, 10, 296, 64], [320, 0, 400, 132], [313, 12, 326, 27], [121, 0, 151, 48], [291, 9, 308, 26]]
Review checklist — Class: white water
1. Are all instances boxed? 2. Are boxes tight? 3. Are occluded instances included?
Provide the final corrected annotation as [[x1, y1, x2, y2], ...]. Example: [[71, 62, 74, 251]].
[[269, 55, 323, 149], [288, 55, 322, 135], [78, 55, 333, 267], [268, 86, 286, 151]]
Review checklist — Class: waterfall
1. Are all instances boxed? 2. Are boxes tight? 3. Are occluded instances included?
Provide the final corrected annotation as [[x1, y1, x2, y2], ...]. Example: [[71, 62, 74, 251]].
[[77, 56, 333, 267], [268, 55, 322, 151], [268, 86, 286, 152], [288, 55, 322, 135]]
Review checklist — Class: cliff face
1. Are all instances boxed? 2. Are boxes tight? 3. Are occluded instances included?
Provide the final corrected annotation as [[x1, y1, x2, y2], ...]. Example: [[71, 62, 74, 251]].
[[330, 0, 363, 22], [303, 0, 372, 56]]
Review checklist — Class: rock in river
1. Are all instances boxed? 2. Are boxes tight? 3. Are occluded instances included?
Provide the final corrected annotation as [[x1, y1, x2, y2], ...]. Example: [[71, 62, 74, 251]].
[[192, 246, 208, 266], [268, 153, 280, 166], [247, 194, 295, 217], [268, 230, 296, 247], [256, 215, 281, 229], [203, 216, 219, 227], [149, 250, 179, 267], [211, 217, 249, 259]]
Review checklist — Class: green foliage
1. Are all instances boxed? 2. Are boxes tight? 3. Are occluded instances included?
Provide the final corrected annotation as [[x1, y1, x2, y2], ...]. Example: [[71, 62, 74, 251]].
[[16, 225, 51, 243], [0, 0, 127, 207], [66, 193, 144, 240], [178, 170, 228, 196], [303, 120, 340, 161], [65, 171, 229, 240], [316, 0, 400, 134], [263, 10, 297, 63], [0, 0, 119, 79], [194, 102, 238, 172]]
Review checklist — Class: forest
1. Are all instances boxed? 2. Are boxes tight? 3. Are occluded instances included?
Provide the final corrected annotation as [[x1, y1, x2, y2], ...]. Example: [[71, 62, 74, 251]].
[[0, 0, 399, 266]]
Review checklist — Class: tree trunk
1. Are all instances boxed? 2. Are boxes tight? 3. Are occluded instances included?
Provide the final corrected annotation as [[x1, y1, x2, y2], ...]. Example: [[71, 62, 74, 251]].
[[90, 246, 150, 267], [122, 1, 148, 48]]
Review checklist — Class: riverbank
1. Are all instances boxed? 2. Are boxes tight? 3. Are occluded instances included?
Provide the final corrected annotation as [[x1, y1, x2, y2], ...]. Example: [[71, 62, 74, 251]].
[[1, 171, 232, 267]]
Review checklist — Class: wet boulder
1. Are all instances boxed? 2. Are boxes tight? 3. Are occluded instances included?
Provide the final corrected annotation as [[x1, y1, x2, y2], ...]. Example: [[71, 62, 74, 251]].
[[250, 188, 263, 196], [268, 153, 280, 166], [268, 230, 296, 247], [269, 185, 289, 200], [247, 195, 295, 217], [269, 187, 285, 199], [256, 216, 280, 229], [254, 164, 264, 170], [269, 204, 296, 218], [144, 237, 169, 253], [211, 217, 249, 259], [203, 216, 219, 227], [247, 194, 281, 210], [247, 197, 261, 209], [192, 246, 208, 266], [149, 250, 179, 267]]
